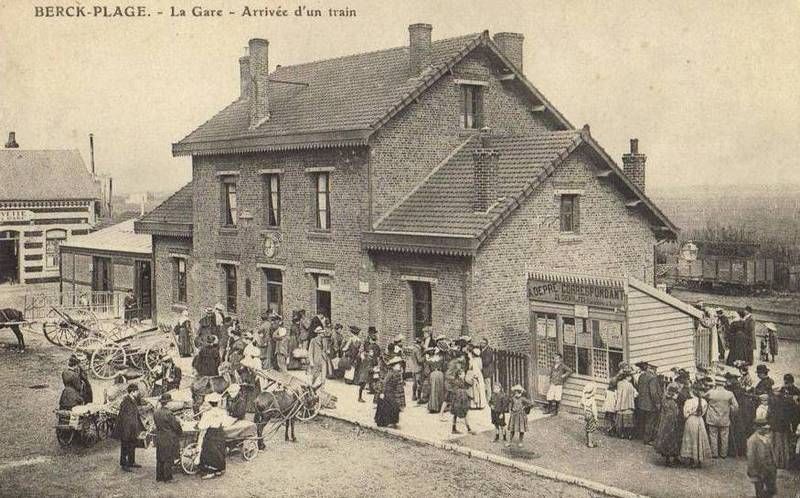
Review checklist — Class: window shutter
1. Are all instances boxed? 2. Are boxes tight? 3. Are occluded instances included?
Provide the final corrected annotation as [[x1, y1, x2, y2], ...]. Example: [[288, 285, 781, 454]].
[[574, 195, 581, 233]]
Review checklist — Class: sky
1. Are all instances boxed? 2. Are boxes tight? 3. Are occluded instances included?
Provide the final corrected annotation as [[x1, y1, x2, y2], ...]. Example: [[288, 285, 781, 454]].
[[0, 0, 798, 195]]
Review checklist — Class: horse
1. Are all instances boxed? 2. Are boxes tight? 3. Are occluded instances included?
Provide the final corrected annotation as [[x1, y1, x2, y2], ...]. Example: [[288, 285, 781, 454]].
[[0, 308, 25, 351], [253, 384, 317, 448]]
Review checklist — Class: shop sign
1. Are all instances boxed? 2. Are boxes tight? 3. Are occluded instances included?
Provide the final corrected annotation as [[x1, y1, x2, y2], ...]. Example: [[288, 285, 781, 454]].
[[0, 210, 33, 223], [528, 279, 625, 309]]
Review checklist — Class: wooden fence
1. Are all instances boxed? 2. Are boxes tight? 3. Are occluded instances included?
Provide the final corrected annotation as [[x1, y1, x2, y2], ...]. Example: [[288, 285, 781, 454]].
[[695, 326, 712, 368], [492, 349, 530, 394]]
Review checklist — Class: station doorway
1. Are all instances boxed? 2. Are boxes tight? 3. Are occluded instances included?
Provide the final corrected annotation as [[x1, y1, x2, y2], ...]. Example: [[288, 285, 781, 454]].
[[0, 231, 20, 285]]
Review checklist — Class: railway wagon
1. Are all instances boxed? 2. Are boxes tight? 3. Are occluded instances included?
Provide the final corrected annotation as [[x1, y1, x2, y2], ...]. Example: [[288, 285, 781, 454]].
[[675, 241, 774, 292]]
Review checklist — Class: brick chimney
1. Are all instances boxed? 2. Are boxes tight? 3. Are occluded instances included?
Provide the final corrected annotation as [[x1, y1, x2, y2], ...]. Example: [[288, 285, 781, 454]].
[[5, 131, 18, 148], [239, 48, 251, 100], [473, 128, 500, 212], [493, 32, 525, 72], [408, 23, 432, 77], [248, 38, 270, 128], [622, 138, 646, 192]]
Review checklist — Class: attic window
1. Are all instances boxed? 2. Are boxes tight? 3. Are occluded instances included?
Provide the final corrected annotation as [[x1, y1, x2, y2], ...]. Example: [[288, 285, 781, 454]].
[[461, 85, 484, 130], [559, 194, 580, 233]]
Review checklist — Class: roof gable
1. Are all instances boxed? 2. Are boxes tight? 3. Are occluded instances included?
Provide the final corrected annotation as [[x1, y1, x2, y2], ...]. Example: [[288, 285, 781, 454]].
[[173, 31, 570, 156], [0, 150, 97, 201], [368, 127, 678, 256], [133, 182, 193, 237]]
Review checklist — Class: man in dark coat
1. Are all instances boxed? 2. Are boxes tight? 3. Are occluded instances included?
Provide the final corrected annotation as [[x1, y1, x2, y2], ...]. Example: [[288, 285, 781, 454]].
[[743, 306, 757, 365], [123, 290, 138, 325], [635, 362, 663, 444], [153, 393, 183, 482], [113, 384, 145, 471], [65, 354, 93, 403], [716, 309, 729, 360], [726, 311, 750, 366], [59, 370, 85, 410]]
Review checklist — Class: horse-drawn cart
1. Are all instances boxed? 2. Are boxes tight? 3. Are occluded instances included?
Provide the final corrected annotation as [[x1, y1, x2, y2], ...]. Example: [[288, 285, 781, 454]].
[[178, 419, 261, 475], [89, 326, 176, 380]]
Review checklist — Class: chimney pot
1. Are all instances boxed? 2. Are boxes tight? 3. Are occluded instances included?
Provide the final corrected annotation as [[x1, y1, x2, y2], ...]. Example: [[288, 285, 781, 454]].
[[408, 23, 433, 76], [622, 137, 646, 192], [5, 131, 18, 148], [248, 38, 270, 127], [493, 32, 525, 72]]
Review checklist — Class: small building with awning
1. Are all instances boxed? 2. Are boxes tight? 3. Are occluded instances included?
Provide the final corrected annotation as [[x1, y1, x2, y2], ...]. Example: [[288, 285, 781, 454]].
[[528, 271, 702, 410]]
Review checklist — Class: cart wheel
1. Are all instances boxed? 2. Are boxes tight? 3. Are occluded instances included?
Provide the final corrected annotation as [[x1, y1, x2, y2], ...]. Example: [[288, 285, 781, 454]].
[[56, 428, 75, 447], [295, 392, 321, 421], [74, 337, 103, 365], [241, 439, 259, 461], [181, 443, 200, 475], [145, 345, 168, 372], [90, 342, 126, 379], [43, 321, 79, 348]]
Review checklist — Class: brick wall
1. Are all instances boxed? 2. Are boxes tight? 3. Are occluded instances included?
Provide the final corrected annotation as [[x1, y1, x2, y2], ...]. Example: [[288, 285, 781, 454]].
[[152, 236, 193, 326], [370, 252, 469, 345], [468, 146, 656, 354], [369, 47, 557, 225], [189, 147, 370, 331]]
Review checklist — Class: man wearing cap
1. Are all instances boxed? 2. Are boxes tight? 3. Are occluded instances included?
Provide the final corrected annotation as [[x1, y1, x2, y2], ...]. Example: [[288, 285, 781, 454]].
[[755, 364, 775, 396], [113, 384, 145, 472], [635, 361, 662, 444], [152, 356, 182, 397], [153, 393, 183, 482], [747, 416, 778, 498], [706, 375, 739, 458]]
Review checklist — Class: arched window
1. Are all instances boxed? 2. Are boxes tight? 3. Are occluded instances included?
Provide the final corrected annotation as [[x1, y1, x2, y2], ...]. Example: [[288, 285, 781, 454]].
[[45, 229, 67, 269]]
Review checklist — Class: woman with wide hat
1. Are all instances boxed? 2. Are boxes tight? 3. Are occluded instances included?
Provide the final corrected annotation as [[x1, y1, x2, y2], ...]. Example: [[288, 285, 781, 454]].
[[375, 356, 404, 428], [426, 348, 446, 413], [192, 334, 220, 378], [655, 383, 682, 466], [196, 392, 227, 479]]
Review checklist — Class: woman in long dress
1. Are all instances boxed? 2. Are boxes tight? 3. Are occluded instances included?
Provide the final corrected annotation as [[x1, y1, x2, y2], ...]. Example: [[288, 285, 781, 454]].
[[654, 384, 682, 466], [175, 310, 194, 357], [375, 358, 404, 428], [196, 393, 228, 479], [427, 352, 446, 413], [468, 347, 487, 409], [680, 383, 713, 467]]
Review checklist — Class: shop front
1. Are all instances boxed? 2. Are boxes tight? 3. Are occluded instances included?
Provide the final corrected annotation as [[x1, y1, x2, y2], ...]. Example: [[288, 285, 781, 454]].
[[528, 272, 702, 411]]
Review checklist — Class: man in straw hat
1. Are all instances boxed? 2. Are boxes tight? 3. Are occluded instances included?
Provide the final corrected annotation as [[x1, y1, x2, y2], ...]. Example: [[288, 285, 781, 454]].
[[153, 393, 183, 483], [706, 372, 739, 459], [747, 415, 777, 497]]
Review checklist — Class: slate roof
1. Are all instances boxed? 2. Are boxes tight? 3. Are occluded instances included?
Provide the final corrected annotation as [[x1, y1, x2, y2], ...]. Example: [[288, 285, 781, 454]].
[[61, 219, 151, 255], [375, 131, 582, 237], [173, 31, 571, 156], [0, 149, 97, 201], [133, 182, 193, 237]]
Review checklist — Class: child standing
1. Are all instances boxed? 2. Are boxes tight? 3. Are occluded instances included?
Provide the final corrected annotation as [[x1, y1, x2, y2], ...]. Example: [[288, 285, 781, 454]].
[[489, 383, 510, 442], [507, 384, 532, 448], [581, 382, 599, 448]]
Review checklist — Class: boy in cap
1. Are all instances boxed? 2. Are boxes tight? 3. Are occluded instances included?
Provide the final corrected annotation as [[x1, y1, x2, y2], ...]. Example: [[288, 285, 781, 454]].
[[545, 353, 572, 415], [747, 417, 777, 497]]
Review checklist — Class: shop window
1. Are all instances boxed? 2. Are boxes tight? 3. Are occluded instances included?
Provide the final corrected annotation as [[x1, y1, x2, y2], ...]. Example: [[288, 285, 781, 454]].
[[562, 316, 623, 380], [221, 177, 238, 227], [263, 268, 283, 316], [461, 85, 483, 129], [92, 256, 112, 292], [313, 273, 332, 320], [559, 194, 580, 233], [264, 174, 281, 226], [314, 172, 331, 230], [409, 281, 432, 339], [45, 229, 67, 268], [221, 264, 237, 313], [172, 258, 187, 304], [534, 312, 559, 371]]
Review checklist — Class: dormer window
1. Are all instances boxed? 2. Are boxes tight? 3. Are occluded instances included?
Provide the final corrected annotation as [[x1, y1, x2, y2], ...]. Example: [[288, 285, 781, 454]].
[[461, 84, 484, 129]]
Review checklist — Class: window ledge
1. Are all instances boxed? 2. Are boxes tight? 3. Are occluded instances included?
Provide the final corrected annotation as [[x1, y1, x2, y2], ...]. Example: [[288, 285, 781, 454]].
[[558, 233, 582, 244], [307, 229, 333, 240], [219, 227, 238, 235], [458, 129, 481, 138], [260, 226, 281, 234]]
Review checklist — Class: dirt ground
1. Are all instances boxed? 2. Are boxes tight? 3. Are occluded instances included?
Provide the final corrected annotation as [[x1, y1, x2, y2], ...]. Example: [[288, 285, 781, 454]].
[[455, 413, 800, 498], [0, 332, 607, 498]]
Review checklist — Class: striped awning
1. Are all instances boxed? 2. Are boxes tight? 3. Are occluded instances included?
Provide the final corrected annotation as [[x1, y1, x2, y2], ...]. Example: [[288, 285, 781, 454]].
[[526, 271, 625, 289]]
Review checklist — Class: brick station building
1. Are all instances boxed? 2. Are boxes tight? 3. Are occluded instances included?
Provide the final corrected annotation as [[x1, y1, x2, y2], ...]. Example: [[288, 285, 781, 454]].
[[136, 25, 687, 400]]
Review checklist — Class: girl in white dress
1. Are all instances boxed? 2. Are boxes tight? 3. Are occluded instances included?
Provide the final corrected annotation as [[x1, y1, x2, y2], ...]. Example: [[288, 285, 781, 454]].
[[468, 347, 487, 409]]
